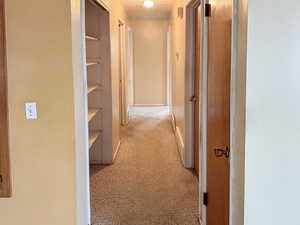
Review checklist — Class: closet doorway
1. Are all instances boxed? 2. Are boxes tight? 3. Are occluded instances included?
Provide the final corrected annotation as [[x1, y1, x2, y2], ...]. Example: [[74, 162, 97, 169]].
[[85, 0, 113, 164]]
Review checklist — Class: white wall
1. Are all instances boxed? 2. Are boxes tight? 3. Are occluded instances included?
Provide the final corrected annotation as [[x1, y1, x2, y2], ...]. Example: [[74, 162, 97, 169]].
[[245, 1, 300, 224], [170, 0, 186, 143], [1, 1, 77, 225], [230, 0, 247, 225], [131, 19, 169, 106], [71, 0, 91, 224]]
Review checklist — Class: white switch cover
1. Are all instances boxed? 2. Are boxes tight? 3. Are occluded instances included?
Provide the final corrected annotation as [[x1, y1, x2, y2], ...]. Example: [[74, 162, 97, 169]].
[[25, 102, 38, 120]]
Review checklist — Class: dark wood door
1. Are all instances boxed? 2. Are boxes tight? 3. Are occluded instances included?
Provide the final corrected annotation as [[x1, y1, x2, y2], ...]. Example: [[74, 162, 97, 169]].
[[193, 5, 202, 178], [0, 0, 11, 198], [206, 1, 232, 225]]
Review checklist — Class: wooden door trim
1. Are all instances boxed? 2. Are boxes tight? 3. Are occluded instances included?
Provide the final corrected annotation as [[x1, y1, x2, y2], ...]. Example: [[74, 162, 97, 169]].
[[0, 0, 11, 198]]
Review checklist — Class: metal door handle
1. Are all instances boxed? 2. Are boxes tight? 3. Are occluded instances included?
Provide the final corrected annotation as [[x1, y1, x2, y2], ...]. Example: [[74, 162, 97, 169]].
[[214, 147, 230, 158]]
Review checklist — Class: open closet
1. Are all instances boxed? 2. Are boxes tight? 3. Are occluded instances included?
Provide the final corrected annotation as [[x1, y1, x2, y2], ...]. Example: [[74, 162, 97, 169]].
[[85, 0, 113, 165]]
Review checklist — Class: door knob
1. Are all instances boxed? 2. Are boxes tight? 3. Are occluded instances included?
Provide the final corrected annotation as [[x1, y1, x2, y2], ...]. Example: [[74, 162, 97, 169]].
[[190, 95, 197, 103], [214, 147, 230, 158]]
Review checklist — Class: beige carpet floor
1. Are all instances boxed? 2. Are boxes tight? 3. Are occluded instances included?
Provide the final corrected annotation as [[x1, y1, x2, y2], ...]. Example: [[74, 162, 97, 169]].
[[90, 107, 199, 225]]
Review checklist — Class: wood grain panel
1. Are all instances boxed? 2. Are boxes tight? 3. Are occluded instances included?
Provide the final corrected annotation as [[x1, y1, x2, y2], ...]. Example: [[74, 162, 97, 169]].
[[207, 0, 232, 224], [0, 0, 11, 198]]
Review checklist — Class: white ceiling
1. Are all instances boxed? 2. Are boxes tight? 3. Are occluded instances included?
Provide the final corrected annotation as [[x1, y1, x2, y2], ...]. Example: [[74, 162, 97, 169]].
[[121, 0, 174, 19]]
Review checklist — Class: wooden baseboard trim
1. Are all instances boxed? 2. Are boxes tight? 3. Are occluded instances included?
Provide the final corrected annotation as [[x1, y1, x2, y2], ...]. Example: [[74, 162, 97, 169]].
[[171, 113, 176, 133], [199, 218, 204, 225], [175, 126, 185, 164], [113, 140, 121, 162]]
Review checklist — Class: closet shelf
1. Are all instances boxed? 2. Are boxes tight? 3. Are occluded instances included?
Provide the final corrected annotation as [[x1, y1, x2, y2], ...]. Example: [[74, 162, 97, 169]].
[[89, 131, 102, 149], [88, 108, 101, 122], [86, 35, 100, 41], [88, 84, 101, 94], [86, 61, 99, 66]]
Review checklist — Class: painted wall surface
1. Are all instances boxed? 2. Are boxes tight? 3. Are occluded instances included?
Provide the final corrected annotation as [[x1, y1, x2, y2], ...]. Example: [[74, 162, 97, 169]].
[[71, 0, 91, 223], [103, 0, 128, 157], [169, 0, 191, 159], [0, 0, 128, 224], [0, 0, 77, 225], [131, 19, 168, 105], [230, 0, 247, 225], [245, 0, 300, 224], [169, 0, 187, 144]]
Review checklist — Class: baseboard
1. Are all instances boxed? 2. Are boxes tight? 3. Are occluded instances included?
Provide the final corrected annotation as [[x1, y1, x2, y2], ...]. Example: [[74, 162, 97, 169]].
[[170, 113, 176, 133], [175, 126, 185, 164], [113, 140, 121, 162], [90, 140, 121, 165], [199, 218, 204, 225], [171, 114, 185, 164], [89, 160, 103, 165]]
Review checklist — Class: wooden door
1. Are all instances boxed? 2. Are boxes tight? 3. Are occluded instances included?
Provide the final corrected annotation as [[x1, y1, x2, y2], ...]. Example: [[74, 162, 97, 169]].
[[193, 5, 202, 178], [206, 0, 232, 225], [0, 0, 11, 197]]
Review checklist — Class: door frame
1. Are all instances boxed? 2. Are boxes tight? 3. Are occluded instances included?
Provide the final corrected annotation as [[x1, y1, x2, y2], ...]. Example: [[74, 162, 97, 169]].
[[185, 1, 207, 224], [71, 0, 113, 224], [0, 0, 11, 198], [71, 0, 247, 224], [185, 0, 247, 225], [184, 0, 201, 169], [118, 19, 129, 126]]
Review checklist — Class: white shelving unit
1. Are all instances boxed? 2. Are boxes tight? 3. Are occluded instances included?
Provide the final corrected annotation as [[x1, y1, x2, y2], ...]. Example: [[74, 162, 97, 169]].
[[85, 0, 112, 164]]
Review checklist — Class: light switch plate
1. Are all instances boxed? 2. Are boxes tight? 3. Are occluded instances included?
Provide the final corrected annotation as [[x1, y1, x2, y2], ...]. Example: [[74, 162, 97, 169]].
[[25, 102, 38, 120]]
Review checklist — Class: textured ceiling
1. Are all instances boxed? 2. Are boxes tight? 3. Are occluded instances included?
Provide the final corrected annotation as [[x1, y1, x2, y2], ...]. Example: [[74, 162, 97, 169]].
[[121, 0, 174, 19]]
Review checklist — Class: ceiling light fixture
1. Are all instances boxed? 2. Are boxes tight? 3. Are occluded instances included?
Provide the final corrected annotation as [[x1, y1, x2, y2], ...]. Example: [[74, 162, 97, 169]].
[[144, 0, 154, 8], [209, 0, 216, 5]]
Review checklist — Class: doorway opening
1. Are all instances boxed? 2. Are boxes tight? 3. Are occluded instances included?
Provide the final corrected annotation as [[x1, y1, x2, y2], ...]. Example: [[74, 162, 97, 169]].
[[72, 0, 247, 224], [85, 0, 113, 165], [85, 0, 200, 224], [185, 0, 247, 225]]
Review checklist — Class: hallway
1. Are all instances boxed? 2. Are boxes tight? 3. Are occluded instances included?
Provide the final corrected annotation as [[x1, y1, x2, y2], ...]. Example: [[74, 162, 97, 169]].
[[90, 107, 199, 225]]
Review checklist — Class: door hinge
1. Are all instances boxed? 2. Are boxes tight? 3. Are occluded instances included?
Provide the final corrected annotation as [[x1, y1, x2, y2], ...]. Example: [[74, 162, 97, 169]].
[[203, 192, 208, 206], [205, 3, 212, 17], [0, 175, 3, 184]]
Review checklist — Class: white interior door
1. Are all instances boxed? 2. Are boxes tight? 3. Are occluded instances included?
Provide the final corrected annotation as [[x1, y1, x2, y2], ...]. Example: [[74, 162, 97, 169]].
[[127, 28, 134, 109], [119, 21, 129, 125], [166, 25, 172, 111]]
